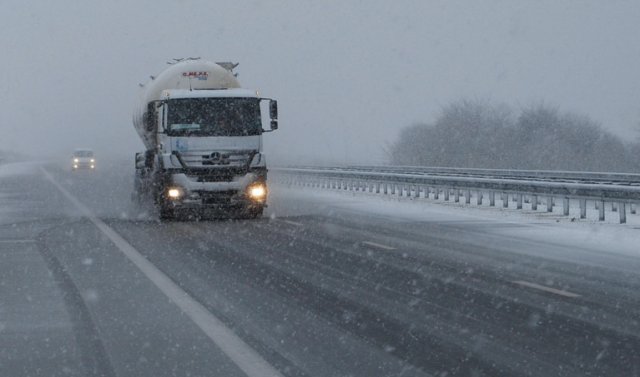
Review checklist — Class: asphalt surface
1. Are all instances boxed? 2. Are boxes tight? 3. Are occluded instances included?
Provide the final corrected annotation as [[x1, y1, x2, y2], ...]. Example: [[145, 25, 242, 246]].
[[1, 161, 639, 377]]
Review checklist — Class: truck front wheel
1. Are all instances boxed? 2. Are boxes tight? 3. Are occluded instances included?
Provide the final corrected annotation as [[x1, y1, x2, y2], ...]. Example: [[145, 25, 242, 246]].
[[159, 207, 175, 220], [244, 206, 264, 219]]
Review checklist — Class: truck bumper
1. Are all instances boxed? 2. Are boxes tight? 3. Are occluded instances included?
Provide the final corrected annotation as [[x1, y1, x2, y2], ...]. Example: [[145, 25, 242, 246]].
[[161, 171, 267, 212]]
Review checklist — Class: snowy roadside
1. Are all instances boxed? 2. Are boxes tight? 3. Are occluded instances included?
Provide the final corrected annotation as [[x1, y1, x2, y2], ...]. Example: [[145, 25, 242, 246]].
[[269, 183, 640, 259], [0, 161, 44, 178]]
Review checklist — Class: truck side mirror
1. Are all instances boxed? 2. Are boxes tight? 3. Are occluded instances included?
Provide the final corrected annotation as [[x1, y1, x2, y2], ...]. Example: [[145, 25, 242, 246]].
[[270, 120, 278, 130], [135, 153, 145, 169], [269, 100, 278, 121]]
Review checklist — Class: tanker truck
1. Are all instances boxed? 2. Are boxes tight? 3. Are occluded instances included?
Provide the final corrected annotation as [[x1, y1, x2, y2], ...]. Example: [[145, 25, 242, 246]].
[[132, 59, 278, 219]]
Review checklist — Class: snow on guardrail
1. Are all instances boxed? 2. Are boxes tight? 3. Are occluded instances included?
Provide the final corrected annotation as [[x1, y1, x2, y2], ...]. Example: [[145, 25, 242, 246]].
[[272, 166, 640, 224]]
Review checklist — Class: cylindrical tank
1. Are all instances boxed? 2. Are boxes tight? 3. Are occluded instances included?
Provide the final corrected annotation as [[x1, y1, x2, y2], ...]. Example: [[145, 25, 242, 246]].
[[133, 60, 241, 149]]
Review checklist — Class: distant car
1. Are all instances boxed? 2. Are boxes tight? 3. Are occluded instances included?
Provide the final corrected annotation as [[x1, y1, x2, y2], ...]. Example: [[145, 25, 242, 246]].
[[71, 149, 96, 171]]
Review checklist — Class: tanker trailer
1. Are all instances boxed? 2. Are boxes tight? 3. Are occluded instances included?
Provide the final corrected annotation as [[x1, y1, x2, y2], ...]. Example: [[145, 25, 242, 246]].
[[132, 59, 278, 219]]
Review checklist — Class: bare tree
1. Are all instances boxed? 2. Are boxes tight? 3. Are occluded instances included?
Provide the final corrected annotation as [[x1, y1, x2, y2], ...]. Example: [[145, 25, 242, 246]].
[[390, 99, 638, 173]]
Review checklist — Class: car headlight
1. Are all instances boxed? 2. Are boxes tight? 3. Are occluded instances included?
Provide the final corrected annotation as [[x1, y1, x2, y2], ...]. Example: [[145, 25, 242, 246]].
[[248, 183, 267, 201], [73, 158, 79, 163], [167, 187, 183, 199], [90, 158, 95, 163]]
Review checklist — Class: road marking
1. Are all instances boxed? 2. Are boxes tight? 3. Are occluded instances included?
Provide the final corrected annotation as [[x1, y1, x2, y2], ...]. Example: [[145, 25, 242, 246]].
[[41, 168, 283, 377], [282, 220, 304, 227], [512, 280, 581, 298], [362, 241, 396, 251], [0, 239, 36, 243]]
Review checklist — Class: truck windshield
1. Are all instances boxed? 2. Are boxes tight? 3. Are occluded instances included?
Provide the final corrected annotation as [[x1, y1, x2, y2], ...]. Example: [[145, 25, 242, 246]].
[[166, 98, 261, 137]]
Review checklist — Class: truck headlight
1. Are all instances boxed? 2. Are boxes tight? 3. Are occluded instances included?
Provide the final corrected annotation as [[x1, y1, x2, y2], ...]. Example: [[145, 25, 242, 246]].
[[248, 184, 267, 201], [167, 188, 183, 199], [73, 158, 79, 163]]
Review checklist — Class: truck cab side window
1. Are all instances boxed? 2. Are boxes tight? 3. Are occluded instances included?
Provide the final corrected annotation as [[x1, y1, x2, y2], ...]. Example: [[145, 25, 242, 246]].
[[145, 102, 158, 132]]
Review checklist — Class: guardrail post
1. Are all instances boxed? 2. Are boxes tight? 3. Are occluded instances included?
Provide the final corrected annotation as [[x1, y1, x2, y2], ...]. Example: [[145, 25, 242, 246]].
[[517, 194, 523, 209], [415, 185, 421, 198], [563, 198, 570, 216], [531, 195, 538, 210], [477, 191, 483, 205], [383, 183, 388, 195], [455, 189, 460, 203], [599, 200, 605, 221], [579, 199, 587, 219], [631, 203, 637, 215], [620, 202, 626, 224], [489, 191, 495, 206], [375, 183, 380, 194], [547, 196, 553, 212], [595, 201, 599, 210], [434, 188, 440, 200], [612, 203, 617, 212], [466, 190, 472, 204], [503, 193, 509, 208], [444, 188, 450, 201]]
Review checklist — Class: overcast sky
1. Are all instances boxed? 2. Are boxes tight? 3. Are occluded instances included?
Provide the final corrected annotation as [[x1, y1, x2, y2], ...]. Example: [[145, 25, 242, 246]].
[[1, 0, 639, 165]]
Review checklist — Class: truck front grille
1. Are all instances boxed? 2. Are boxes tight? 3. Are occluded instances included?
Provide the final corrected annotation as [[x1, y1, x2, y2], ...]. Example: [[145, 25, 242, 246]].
[[187, 168, 246, 182]]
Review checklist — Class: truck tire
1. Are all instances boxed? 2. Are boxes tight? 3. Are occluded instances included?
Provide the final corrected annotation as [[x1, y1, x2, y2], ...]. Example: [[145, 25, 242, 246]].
[[245, 206, 264, 219], [159, 205, 175, 220]]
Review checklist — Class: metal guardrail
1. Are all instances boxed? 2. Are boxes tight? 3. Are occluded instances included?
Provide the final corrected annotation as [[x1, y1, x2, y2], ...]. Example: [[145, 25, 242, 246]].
[[272, 166, 640, 224], [289, 165, 640, 185]]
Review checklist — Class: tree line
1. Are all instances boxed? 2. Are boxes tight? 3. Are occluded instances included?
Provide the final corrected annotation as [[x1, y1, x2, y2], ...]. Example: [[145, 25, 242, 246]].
[[389, 100, 640, 173]]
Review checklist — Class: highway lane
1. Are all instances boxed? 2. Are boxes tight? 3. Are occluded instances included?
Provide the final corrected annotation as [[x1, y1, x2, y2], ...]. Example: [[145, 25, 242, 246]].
[[1, 161, 639, 376]]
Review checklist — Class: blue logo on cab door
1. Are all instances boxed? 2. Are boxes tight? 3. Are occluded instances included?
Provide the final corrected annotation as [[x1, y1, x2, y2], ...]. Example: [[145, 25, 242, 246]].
[[175, 139, 188, 151]]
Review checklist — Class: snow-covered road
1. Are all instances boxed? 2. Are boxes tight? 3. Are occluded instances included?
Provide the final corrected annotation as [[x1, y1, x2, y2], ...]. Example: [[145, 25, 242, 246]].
[[1, 161, 639, 377]]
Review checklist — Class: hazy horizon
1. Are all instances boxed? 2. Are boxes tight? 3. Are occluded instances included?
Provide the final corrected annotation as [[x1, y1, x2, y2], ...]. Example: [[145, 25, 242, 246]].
[[2, 0, 639, 166]]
